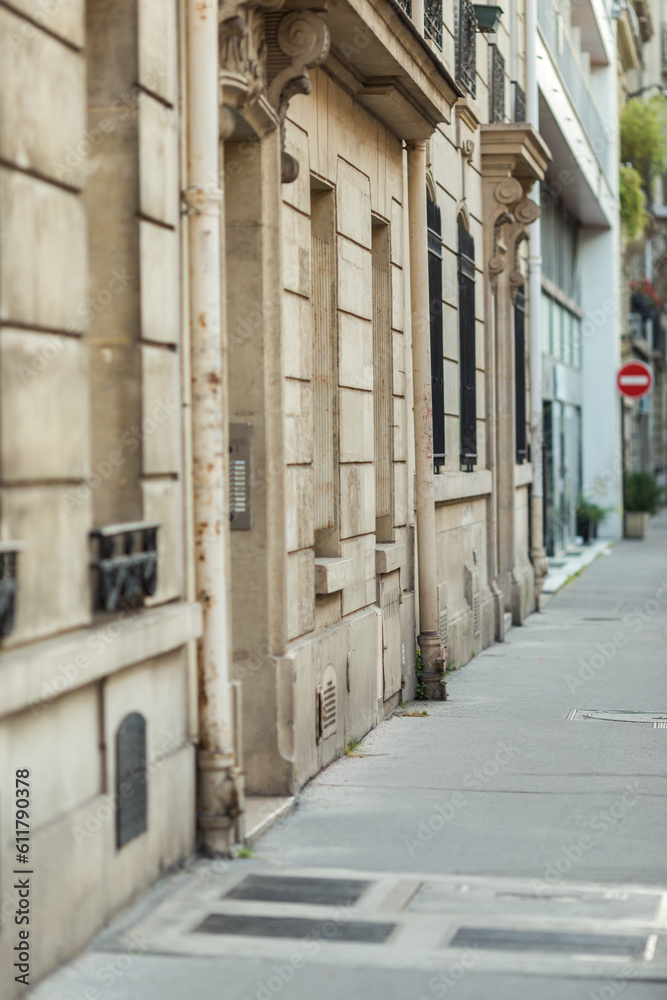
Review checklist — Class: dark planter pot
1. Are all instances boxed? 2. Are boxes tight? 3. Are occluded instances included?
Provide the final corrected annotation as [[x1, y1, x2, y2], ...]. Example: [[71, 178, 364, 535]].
[[576, 515, 593, 544]]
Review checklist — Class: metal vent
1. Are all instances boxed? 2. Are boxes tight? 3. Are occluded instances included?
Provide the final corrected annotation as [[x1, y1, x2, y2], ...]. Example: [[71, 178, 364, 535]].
[[473, 591, 481, 637], [439, 607, 448, 650], [317, 663, 337, 742], [116, 713, 148, 849], [224, 875, 370, 907], [229, 423, 252, 530], [448, 927, 652, 958], [193, 913, 395, 943]]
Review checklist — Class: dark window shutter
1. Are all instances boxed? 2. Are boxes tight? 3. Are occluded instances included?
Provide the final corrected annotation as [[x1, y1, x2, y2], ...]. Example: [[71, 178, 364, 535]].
[[458, 224, 477, 469], [514, 288, 527, 463], [428, 197, 445, 469]]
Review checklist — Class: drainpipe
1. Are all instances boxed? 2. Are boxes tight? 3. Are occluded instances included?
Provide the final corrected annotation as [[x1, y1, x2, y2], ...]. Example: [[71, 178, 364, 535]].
[[185, 0, 241, 851], [407, 141, 446, 699], [526, 0, 549, 603]]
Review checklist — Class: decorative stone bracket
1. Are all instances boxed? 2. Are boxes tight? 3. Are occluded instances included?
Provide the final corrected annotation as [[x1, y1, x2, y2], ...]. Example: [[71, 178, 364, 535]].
[[219, 0, 330, 182]]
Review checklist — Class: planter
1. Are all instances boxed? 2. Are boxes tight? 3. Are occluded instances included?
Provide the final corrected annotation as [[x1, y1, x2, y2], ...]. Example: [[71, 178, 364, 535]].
[[624, 511, 650, 539], [576, 515, 592, 544]]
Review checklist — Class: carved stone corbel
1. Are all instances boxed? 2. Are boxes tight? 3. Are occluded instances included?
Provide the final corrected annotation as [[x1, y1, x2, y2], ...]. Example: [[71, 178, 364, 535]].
[[265, 9, 331, 182]]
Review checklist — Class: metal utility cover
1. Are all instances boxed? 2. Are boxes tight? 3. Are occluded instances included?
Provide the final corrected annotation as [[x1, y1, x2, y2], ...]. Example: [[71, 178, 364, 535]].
[[224, 874, 370, 907], [193, 913, 395, 943], [409, 883, 661, 922], [567, 710, 667, 724], [448, 927, 651, 958]]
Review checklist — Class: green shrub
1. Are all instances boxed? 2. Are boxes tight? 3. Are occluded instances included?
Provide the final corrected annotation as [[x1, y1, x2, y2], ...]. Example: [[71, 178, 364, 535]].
[[619, 165, 647, 241], [623, 471, 662, 514], [575, 497, 609, 526]]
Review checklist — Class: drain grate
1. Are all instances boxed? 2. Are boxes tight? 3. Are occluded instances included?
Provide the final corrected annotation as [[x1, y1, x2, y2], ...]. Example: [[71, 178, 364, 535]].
[[193, 913, 395, 943], [581, 617, 621, 622], [568, 710, 667, 724], [448, 927, 652, 958], [224, 875, 370, 907]]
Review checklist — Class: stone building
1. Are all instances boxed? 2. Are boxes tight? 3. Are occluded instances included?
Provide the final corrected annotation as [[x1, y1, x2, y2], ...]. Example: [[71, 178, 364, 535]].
[[0, 0, 558, 994]]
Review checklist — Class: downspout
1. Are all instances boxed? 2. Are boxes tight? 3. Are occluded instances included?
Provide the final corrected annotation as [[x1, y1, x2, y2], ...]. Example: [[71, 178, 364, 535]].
[[407, 141, 446, 699], [185, 0, 241, 851], [526, 0, 549, 603]]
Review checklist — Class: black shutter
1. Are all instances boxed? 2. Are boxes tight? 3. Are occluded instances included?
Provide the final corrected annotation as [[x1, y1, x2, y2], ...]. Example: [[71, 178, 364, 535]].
[[428, 197, 445, 469], [458, 224, 477, 469], [514, 288, 527, 463]]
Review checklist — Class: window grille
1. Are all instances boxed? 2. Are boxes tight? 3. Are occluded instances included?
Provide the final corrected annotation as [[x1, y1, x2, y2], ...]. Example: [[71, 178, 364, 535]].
[[514, 288, 527, 463], [456, 0, 477, 98], [489, 44, 505, 123], [425, 0, 443, 47], [428, 197, 445, 470], [458, 224, 477, 469], [512, 81, 526, 122]]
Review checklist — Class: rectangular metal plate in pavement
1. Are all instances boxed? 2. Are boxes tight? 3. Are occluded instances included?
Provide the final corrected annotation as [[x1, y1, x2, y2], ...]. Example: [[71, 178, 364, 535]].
[[567, 710, 667, 725], [193, 913, 395, 943], [409, 883, 661, 922], [224, 874, 370, 907], [449, 927, 651, 958]]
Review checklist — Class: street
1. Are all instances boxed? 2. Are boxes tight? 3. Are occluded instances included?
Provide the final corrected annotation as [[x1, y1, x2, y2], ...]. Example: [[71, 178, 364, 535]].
[[30, 515, 667, 999]]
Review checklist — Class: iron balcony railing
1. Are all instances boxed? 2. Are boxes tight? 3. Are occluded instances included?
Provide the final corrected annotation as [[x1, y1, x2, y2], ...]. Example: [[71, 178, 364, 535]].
[[489, 44, 505, 122], [537, 0, 610, 179]]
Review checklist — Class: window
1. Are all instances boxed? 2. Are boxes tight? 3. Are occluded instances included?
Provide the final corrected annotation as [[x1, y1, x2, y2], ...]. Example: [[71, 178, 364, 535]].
[[458, 223, 477, 469], [425, 0, 443, 48], [427, 196, 445, 470], [456, 0, 477, 98], [372, 220, 394, 541], [310, 184, 338, 554], [514, 288, 527, 463]]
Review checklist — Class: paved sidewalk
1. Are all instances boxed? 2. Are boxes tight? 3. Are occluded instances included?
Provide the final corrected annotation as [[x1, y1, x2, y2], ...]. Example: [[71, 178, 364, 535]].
[[30, 514, 667, 999]]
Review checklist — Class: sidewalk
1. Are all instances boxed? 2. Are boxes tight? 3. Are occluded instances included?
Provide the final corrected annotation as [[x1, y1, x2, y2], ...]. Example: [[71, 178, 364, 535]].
[[30, 514, 667, 999]]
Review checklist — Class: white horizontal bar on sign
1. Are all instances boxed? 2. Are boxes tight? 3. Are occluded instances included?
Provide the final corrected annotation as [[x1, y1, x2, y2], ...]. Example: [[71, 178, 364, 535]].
[[619, 375, 650, 385]]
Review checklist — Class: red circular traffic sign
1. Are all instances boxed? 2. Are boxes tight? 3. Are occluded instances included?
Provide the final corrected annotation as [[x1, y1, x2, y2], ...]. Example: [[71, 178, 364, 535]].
[[617, 361, 654, 399]]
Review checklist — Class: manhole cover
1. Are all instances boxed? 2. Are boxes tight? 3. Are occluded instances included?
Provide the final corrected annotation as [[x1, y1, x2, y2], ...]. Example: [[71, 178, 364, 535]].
[[192, 913, 395, 943], [568, 710, 667, 724], [224, 875, 370, 907], [448, 927, 653, 958]]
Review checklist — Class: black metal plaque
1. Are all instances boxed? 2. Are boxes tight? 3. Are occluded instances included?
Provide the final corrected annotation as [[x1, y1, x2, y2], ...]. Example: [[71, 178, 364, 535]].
[[116, 712, 148, 848]]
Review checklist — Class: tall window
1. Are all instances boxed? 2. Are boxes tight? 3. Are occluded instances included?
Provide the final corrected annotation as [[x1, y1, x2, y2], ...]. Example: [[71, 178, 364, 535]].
[[458, 222, 477, 470], [372, 220, 394, 541], [456, 0, 477, 97], [427, 195, 445, 470], [310, 184, 338, 554], [514, 288, 527, 463], [425, 0, 443, 48]]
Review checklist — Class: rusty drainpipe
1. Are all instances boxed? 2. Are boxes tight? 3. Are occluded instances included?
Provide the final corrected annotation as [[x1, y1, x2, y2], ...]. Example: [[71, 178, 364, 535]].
[[185, 0, 242, 852], [407, 141, 446, 699]]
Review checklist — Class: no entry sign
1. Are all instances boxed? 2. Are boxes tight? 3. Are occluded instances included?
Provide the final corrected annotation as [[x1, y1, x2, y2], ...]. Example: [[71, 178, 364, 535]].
[[617, 361, 654, 399]]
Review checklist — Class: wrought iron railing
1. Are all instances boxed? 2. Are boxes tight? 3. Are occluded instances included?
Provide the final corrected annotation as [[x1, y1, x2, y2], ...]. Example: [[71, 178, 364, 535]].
[[90, 521, 159, 612], [456, 0, 477, 98], [489, 44, 505, 123], [425, 0, 443, 47], [394, 0, 413, 17], [512, 80, 526, 122], [537, 0, 609, 177]]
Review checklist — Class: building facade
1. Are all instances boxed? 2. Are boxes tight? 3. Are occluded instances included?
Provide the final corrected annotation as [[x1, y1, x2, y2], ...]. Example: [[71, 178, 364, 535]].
[[0, 0, 583, 996]]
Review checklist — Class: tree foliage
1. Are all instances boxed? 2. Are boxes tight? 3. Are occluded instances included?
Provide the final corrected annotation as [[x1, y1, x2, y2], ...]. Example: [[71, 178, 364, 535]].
[[619, 165, 646, 241], [620, 97, 666, 183]]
